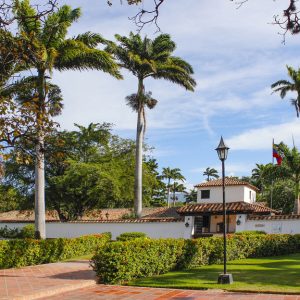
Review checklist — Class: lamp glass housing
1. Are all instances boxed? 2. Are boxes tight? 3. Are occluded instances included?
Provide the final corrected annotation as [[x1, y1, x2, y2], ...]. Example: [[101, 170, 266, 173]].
[[215, 137, 229, 161]]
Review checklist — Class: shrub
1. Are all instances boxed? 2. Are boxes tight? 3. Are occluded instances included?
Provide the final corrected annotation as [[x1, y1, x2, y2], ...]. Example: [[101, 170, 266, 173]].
[[116, 232, 147, 241], [92, 238, 185, 283], [0, 233, 110, 269], [0, 224, 35, 239], [235, 230, 266, 235], [92, 233, 300, 284], [20, 225, 35, 239], [0, 225, 22, 238]]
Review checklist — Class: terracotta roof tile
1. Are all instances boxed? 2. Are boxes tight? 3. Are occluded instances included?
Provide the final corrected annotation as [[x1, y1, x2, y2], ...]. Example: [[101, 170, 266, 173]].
[[0, 207, 182, 223], [0, 218, 183, 224], [248, 214, 300, 220], [194, 178, 259, 192], [177, 202, 277, 215]]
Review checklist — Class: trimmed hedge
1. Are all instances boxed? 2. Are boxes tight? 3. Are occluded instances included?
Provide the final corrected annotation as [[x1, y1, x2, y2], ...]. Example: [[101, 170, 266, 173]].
[[92, 233, 300, 284], [116, 232, 147, 241], [92, 238, 185, 283], [0, 233, 110, 269]]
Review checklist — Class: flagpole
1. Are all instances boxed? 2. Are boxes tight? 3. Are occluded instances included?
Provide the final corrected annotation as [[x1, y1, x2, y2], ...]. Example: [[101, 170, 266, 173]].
[[270, 139, 274, 209]]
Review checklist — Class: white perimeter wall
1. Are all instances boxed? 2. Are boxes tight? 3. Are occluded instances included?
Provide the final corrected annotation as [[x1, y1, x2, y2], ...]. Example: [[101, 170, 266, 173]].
[[236, 214, 300, 234], [0, 222, 185, 240]]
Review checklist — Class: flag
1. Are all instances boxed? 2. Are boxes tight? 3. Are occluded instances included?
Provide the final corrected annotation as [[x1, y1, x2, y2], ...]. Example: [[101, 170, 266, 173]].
[[273, 143, 283, 165]]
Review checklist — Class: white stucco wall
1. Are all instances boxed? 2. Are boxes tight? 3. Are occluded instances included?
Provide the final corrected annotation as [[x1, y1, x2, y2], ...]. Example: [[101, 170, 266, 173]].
[[235, 214, 300, 234], [0, 221, 185, 240], [197, 186, 256, 204]]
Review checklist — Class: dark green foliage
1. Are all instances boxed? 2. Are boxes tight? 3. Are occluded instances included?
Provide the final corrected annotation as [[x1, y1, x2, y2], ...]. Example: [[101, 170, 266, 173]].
[[4, 123, 165, 220], [0, 224, 35, 239], [116, 232, 147, 241], [0, 233, 110, 269], [92, 234, 300, 284]]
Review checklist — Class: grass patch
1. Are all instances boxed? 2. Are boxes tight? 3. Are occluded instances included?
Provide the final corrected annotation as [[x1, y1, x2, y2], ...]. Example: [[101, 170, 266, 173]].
[[129, 253, 300, 294], [63, 253, 93, 261]]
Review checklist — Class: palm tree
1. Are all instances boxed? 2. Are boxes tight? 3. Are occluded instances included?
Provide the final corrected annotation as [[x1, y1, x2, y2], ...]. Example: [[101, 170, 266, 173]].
[[251, 163, 268, 197], [107, 32, 196, 217], [203, 167, 219, 181], [184, 189, 197, 203], [170, 182, 186, 206], [271, 65, 300, 117], [162, 167, 185, 207], [13, 1, 121, 238]]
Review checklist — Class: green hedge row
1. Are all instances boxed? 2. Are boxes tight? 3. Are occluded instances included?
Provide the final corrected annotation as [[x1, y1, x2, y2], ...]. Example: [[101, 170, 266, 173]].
[[92, 233, 300, 284], [0, 233, 110, 269]]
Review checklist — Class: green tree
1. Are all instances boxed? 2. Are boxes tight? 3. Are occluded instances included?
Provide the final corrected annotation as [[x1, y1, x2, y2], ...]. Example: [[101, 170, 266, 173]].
[[107, 32, 195, 217], [271, 66, 300, 117], [184, 189, 197, 203], [170, 182, 186, 206], [277, 143, 300, 214], [263, 180, 295, 214], [12, 0, 121, 238], [161, 167, 185, 207], [203, 167, 219, 181]]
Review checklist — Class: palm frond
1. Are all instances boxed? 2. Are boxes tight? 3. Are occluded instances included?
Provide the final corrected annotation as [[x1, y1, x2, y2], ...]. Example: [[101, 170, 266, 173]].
[[73, 32, 106, 48], [14, 0, 41, 35]]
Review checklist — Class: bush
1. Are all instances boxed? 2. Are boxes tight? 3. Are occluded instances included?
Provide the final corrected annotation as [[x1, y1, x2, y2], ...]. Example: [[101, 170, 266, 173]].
[[116, 232, 147, 241], [0, 225, 22, 238], [0, 224, 35, 239], [92, 238, 185, 283], [20, 225, 35, 238], [92, 233, 300, 284], [235, 230, 266, 235], [0, 233, 110, 269]]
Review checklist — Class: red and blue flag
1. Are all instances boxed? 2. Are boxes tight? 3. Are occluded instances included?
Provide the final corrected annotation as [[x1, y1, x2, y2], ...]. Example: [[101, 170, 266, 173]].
[[273, 144, 283, 165]]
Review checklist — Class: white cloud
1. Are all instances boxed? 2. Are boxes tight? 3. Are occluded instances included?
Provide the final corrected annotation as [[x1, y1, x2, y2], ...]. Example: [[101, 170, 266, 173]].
[[227, 119, 300, 150]]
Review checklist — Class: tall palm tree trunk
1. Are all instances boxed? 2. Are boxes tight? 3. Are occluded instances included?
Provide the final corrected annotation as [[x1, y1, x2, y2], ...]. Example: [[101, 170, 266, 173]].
[[35, 71, 46, 239], [134, 79, 144, 218], [173, 182, 176, 207], [167, 178, 171, 208], [35, 132, 46, 239], [293, 179, 300, 214]]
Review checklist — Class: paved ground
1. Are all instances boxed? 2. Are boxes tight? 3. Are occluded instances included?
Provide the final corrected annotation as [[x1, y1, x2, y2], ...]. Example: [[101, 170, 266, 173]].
[[42, 284, 300, 300], [0, 261, 300, 300], [0, 261, 96, 300]]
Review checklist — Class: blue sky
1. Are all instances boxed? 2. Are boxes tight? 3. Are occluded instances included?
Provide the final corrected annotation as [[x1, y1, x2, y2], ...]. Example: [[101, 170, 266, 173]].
[[52, 0, 300, 189]]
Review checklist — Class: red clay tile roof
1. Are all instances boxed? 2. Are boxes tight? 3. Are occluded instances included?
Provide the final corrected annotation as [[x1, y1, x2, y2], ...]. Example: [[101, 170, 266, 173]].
[[248, 214, 300, 220], [177, 202, 277, 215], [194, 178, 259, 192], [0, 207, 182, 223]]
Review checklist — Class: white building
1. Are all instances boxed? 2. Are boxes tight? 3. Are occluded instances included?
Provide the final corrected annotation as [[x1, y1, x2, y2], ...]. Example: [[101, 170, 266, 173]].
[[178, 178, 300, 238]]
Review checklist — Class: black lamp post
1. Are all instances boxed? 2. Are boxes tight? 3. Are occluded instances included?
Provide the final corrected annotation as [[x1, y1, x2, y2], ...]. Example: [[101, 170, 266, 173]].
[[215, 136, 233, 284]]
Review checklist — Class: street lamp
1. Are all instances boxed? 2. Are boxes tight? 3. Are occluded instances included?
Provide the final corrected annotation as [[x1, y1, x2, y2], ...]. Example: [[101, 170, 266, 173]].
[[215, 136, 233, 284]]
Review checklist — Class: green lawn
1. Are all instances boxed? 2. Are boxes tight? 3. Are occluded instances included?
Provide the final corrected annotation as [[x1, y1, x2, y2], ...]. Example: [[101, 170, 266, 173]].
[[63, 253, 93, 261], [129, 253, 300, 294]]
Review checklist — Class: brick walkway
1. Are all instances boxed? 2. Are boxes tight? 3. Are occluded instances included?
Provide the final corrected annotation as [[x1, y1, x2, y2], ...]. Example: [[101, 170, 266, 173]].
[[0, 261, 96, 300], [42, 285, 300, 300], [0, 261, 300, 300]]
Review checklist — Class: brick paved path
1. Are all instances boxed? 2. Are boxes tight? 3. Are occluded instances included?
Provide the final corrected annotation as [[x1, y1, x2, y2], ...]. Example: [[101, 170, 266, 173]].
[[0, 261, 299, 300], [0, 261, 96, 300], [42, 285, 300, 300]]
